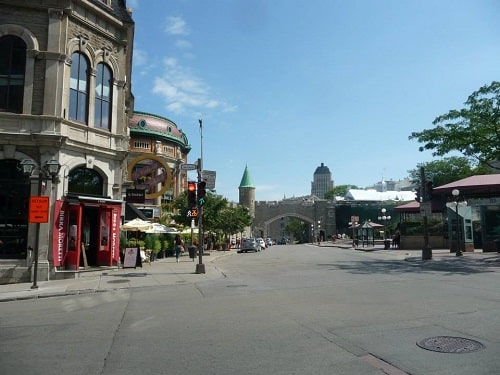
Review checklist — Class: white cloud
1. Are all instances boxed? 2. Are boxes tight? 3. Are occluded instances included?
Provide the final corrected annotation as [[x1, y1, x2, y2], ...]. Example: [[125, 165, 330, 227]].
[[175, 40, 192, 49], [152, 58, 232, 115], [164, 16, 190, 36]]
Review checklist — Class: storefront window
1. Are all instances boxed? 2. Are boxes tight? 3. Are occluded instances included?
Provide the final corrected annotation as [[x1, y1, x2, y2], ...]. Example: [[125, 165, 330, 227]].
[[68, 167, 104, 196], [0, 159, 29, 259], [483, 207, 500, 242]]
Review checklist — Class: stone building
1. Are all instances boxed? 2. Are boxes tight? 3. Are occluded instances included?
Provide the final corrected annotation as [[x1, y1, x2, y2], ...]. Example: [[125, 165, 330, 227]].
[[0, 0, 134, 283], [311, 162, 334, 199], [126, 112, 191, 220]]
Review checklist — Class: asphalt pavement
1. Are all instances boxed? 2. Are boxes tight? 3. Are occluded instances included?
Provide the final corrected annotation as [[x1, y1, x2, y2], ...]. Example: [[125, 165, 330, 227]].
[[1, 242, 497, 303]]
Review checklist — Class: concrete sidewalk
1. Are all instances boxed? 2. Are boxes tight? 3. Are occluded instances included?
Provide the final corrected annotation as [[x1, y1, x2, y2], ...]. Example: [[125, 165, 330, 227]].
[[0, 250, 233, 302]]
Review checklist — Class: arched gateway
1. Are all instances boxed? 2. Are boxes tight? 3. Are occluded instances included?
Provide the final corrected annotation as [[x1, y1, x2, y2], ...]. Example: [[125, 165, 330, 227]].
[[252, 199, 335, 242]]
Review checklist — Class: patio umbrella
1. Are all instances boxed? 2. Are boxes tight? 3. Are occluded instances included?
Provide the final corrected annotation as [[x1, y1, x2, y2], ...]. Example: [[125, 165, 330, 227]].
[[179, 227, 199, 234], [145, 223, 179, 234], [120, 218, 153, 232]]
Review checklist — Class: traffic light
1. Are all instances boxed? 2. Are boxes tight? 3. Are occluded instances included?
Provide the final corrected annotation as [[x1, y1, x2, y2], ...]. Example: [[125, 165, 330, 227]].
[[197, 180, 207, 206], [187, 181, 197, 208], [425, 180, 433, 201], [415, 187, 422, 203]]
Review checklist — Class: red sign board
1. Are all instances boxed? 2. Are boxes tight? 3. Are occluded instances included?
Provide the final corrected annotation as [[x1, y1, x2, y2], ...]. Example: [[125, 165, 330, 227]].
[[29, 196, 49, 223]]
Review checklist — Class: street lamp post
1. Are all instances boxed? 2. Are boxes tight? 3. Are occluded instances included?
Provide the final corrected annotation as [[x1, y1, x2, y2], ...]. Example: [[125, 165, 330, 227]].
[[196, 119, 205, 274], [317, 220, 321, 244], [378, 208, 391, 241], [20, 158, 61, 289], [452, 189, 464, 257], [348, 221, 358, 247]]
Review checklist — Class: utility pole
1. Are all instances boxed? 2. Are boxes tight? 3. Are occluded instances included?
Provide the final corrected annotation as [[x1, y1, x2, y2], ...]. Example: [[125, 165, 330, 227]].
[[196, 119, 205, 274], [421, 166, 432, 260]]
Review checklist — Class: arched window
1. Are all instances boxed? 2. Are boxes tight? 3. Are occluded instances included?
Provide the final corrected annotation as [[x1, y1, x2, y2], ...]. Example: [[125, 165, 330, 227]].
[[0, 36, 26, 113], [95, 62, 112, 130], [69, 52, 89, 123], [68, 167, 104, 196]]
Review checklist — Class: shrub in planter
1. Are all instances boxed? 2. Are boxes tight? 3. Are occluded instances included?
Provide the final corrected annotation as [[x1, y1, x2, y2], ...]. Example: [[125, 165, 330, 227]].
[[145, 234, 155, 251], [153, 239, 161, 254]]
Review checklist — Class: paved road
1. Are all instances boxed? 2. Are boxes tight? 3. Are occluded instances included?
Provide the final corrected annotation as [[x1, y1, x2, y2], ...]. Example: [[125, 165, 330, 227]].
[[1, 244, 499, 375]]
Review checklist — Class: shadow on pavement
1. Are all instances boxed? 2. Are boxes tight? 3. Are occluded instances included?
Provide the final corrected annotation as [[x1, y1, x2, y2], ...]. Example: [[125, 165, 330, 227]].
[[318, 255, 500, 276]]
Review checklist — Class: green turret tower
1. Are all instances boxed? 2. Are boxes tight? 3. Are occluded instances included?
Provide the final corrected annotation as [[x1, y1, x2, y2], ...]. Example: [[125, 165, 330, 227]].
[[239, 165, 255, 236]]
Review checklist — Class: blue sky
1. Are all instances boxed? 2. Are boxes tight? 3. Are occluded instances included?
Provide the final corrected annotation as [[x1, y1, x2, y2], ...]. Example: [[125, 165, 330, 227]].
[[127, 0, 500, 202]]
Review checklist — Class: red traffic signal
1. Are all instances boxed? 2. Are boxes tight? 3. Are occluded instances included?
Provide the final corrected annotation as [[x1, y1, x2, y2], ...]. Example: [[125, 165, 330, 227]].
[[187, 181, 197, 208]]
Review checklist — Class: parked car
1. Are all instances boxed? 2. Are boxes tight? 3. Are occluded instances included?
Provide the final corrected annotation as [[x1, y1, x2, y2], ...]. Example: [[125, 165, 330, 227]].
[[240, 238, 260, 252], [256, 237, 266, 250], [277, 237, 288, 245], [265, 238, 273, 246]]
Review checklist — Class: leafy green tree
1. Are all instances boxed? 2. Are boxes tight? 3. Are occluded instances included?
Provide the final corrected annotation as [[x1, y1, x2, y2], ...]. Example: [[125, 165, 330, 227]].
[[325, 185, 359, 200], [408, 157, 491, 187], [172, 191, 252, 242], [409, 81, 500, 169], [215, 205, 252, 242], [285, 218, 309, 243]]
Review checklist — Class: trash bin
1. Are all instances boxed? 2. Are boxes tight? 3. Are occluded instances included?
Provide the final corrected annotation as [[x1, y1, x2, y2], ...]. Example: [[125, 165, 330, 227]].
[[188, 245, 197, 261], [384, 239, 391, 250]]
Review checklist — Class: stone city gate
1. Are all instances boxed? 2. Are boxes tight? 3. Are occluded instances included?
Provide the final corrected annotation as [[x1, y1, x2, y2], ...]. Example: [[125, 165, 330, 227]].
[[252, 200, 336, 241]]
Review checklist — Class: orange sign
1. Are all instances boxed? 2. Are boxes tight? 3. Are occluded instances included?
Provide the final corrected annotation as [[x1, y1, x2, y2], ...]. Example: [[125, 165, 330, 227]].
[[29, 196, 49, 223]]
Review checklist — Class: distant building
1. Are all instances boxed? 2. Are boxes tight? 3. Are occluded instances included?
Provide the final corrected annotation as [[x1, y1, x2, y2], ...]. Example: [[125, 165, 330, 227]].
[[369, 178, 414, 192], [127, 112, 191, 220], [311, 163, 334, 199], [345, 189, 416, 202]]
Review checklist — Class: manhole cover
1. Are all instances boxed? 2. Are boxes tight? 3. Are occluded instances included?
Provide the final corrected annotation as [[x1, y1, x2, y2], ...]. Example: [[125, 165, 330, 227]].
[[417, 336, 484, 353], [107, 279, 130, 284]]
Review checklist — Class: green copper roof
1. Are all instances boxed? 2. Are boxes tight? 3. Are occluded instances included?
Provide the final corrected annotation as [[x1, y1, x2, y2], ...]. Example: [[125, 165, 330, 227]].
[[239, 165, 255, 188]]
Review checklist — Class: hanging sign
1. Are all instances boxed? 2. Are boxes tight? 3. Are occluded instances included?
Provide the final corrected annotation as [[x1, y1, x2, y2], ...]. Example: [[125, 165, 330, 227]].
[[128, 155, 172, 200], [29, 196, 49, 223]]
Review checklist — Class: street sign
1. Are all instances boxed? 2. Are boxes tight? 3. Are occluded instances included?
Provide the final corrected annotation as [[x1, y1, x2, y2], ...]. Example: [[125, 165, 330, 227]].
[[203, 170, 216, 190], [180, 163, 197, 171], [186, 208, 198, 218], [29, 196, 49, 223], [420, 202, 431, 217]]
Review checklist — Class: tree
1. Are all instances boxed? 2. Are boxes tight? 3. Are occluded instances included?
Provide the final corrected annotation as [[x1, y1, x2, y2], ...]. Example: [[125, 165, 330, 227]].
[[171, 191, 252, 242], [409, 81, 500, 169], [215, 205, 252, 242], [285, 218, 309, 243], [408, 157, 491, 187], [324, 185, 359, 200]]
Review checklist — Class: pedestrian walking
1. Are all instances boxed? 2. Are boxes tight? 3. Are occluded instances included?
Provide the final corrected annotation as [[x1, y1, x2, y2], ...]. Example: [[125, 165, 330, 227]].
[[174, 234, 184, 262]]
